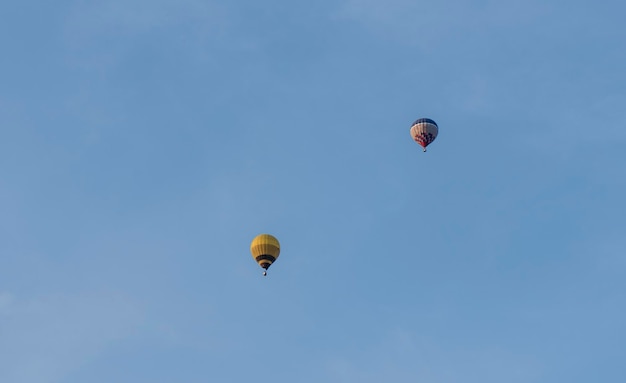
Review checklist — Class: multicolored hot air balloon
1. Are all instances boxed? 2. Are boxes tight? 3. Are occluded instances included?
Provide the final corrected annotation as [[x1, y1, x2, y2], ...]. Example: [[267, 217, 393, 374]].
[[410, 118, 438, 152], [250, 234, 280, 276]]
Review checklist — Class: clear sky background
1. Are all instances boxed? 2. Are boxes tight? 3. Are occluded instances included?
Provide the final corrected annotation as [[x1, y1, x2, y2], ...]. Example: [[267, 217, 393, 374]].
[[1, 1, 625, 382]]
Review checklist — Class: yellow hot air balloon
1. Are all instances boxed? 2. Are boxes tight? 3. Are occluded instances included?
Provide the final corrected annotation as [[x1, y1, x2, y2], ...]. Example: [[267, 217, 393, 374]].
[[250, 234, 280, 276]]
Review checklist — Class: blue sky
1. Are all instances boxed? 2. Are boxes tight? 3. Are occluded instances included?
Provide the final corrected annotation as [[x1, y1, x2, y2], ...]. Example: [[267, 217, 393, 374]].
[[1, 0, 625, 382]]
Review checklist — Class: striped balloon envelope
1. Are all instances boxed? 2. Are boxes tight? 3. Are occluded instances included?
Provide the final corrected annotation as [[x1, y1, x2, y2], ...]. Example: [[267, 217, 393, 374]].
[[250, 234, 280, 276], [410, 118, 438, 152]]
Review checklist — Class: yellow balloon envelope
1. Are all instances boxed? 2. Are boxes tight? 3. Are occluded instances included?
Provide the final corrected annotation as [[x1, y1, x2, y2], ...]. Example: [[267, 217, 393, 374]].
[[250, 234, 280, 275]]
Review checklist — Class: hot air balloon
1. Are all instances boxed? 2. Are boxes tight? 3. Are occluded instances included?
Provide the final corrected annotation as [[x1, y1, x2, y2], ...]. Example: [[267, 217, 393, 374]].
[[410, 118, 438, 152], [250, 234, 280, 276]]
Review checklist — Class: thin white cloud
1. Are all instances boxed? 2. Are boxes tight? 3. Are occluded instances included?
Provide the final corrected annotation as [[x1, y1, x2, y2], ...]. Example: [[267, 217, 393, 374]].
[[65, 0, 226, 36], [0, 291, 143, 383], [62, 0, 230, 70], [333, 0, 550, 47], [0, 292, 14, 312], [324, 328, 541, 382]]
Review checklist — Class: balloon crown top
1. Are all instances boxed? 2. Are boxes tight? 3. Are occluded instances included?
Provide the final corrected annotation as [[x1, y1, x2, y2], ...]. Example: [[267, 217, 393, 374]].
[[411, 118, 437, 127], [251, 234, 280, 247]]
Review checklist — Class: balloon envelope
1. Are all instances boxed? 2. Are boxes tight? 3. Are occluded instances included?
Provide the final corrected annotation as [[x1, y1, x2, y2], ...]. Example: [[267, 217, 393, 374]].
[[250, 234, 280, 271], [410, 118, 438, 151]]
